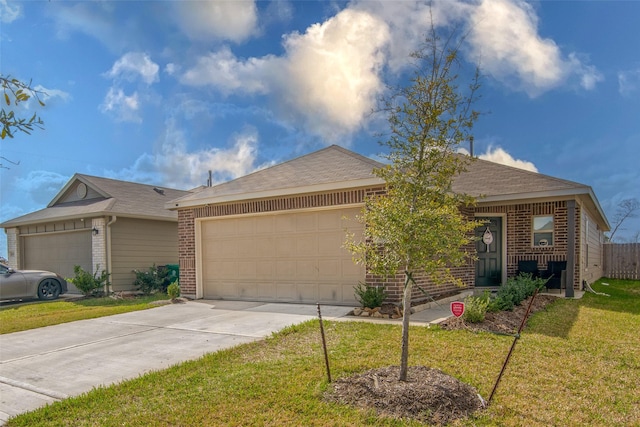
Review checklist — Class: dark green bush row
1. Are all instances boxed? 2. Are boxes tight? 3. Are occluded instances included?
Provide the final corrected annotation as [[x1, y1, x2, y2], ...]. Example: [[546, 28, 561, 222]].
[[462, 274, 548, 323], [488, 273, 548, 312]]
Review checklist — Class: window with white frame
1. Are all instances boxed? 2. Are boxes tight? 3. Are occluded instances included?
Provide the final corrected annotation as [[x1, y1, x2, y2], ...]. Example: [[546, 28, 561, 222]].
[[533, 215, 554, 247]]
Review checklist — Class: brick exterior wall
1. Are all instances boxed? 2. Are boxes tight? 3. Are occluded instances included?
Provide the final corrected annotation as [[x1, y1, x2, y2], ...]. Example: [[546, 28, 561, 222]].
[[5, 227, 19, 269], [91, 218, 106, 274], [476, 200, 582, 289]]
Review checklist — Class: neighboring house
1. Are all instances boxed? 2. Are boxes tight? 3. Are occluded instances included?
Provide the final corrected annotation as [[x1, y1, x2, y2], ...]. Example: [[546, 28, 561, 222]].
[[1, 174, 190, 293], [169, 145, 610, 305]]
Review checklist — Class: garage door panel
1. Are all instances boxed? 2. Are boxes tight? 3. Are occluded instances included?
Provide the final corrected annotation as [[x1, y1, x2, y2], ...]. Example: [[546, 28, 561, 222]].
[[318, 260, 339, 277], [206, 261, 236, 279], [201, 207, 364, 304], [23, 231, 92, 294], [237, 238, 257, 257], [318, 284, 341, 302], [296, 213, 317, 231], [276, 260, 296, 276], [297, 283, 317, 301], [296, 260, 318, 279], [276, 283, 296, 301], [296, 234, 317, 255], [254, 216, 274, 234], [237, 261, 256, 279], [276, 216, 296, 233], [318, 211, 341, 229], [276, 238, 296, 256]]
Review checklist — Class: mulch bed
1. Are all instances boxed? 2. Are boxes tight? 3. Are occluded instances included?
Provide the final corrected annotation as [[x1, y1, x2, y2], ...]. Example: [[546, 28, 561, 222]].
[[325, 366, 485, 425]]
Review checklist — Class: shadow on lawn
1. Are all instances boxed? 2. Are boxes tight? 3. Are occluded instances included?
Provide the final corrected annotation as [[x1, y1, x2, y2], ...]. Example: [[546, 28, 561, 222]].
[[532, 279, 640, 339]]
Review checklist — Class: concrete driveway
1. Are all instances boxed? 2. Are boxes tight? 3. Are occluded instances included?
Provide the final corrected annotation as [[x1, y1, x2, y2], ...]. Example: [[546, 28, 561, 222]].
[[0, 300, 352, 424]]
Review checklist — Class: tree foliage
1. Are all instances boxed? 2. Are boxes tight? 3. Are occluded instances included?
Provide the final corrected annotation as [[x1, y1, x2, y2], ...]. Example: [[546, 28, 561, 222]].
[[1, 75, 45, 139], [345, 25, 483, 381]]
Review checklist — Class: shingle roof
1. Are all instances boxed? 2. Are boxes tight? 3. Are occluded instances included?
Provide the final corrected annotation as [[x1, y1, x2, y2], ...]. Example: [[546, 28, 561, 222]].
[[168, 145, 608, 229], [453, 155, 590, 199], [1, 174, 190, 227], [169, 145, 384, 208]]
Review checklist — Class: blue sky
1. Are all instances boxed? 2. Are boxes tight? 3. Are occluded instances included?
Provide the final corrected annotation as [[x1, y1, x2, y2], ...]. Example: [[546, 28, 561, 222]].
[[1, 0, 639, 258]]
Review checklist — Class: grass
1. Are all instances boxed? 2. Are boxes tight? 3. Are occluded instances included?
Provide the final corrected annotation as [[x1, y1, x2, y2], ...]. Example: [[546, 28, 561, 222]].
[[6, 278, 640, 426], [0, 294, 169, 334]]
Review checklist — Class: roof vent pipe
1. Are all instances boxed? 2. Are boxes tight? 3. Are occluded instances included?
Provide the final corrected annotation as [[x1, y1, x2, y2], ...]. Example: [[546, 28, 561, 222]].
[[207, 170, 212, 187], [469, 136, 474, 157]]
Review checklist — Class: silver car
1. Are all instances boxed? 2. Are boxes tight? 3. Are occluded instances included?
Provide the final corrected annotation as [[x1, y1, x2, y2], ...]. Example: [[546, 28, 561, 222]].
[[0, 263, 68, 301]]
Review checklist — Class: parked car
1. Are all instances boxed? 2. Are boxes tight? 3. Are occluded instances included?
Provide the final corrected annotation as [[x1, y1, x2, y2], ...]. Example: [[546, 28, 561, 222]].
[[0, 263, 68, 301]]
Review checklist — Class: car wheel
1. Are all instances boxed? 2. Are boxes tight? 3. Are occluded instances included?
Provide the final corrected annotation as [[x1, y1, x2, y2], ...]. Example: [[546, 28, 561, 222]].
[[38, 278, 61, 300]]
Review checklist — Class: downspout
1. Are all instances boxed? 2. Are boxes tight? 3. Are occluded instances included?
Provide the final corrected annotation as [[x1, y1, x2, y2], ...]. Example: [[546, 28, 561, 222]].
[[106, 216, 117, 294]]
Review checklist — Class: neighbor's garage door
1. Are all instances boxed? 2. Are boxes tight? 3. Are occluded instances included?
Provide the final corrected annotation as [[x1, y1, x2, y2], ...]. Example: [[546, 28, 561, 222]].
[[22, 231, 92, 293], [200, 207, 364, 305]]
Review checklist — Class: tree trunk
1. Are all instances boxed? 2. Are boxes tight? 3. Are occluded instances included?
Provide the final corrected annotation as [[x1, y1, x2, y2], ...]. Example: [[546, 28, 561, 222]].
[[399, 270, 412, 381]]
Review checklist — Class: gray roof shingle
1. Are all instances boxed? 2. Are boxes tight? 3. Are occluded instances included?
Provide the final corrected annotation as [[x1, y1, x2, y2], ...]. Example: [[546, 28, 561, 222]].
[[1, 174, 190, 227]]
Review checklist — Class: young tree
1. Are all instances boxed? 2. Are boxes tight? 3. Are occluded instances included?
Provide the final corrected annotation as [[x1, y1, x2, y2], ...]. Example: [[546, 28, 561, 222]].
[[346, 26, 482, 381], [1, 75, 45, 139]]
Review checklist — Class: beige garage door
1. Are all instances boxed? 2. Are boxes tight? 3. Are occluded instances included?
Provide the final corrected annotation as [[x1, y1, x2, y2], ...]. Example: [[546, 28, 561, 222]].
[[23, 231, 92, 293], [200, 207, 364, 305]]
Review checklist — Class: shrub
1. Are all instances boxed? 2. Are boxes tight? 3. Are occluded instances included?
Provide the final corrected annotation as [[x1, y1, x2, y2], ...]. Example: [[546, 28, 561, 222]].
[[133, 264, 169, 295], [67, 265, 110, 297], [463, 291, 491, 323], [491, 273, 547, 311], [354, 283, 387, 309], [167, 280, 180, 300]]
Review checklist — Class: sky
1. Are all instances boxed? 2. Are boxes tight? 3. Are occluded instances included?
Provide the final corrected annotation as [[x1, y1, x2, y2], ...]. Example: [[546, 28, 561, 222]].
[[1, 0, 639, 258]]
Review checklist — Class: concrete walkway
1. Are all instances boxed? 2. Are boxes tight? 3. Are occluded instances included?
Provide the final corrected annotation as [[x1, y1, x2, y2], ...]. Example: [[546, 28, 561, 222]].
[[0, 298, 462, 424]]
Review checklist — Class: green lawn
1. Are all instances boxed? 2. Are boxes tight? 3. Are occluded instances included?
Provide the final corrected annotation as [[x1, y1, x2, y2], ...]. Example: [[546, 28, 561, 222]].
[[6, 279, 639, 426], [0, 294, 169, 334]]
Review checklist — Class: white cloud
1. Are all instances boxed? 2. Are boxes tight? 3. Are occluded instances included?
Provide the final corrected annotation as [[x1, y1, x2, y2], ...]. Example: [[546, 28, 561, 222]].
[[110, 119, 266, 189], [479, 146, 538, 172], [99, 87, 141, 123], [278, 9, 389, 140], [173, 0, 258, 43], [0, 0, 21, 23], [15, 171, 70, 205], [465, 0, 602, 97], [181, 46, 272, 95], [181, 8, 390, 142], [105, 52, 159, 85], [618, 67, 640, 97]]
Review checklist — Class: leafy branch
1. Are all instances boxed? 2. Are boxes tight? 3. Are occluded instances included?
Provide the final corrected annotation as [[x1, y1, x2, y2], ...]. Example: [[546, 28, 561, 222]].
[[1, 75, 46, 139]]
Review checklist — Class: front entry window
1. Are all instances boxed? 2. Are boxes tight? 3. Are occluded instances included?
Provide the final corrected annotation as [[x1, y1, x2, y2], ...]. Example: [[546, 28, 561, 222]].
[[533, 215, 554, 247]]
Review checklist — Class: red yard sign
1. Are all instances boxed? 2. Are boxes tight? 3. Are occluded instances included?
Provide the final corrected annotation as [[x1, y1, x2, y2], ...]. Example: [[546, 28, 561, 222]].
[[450, 301, 465, 318]]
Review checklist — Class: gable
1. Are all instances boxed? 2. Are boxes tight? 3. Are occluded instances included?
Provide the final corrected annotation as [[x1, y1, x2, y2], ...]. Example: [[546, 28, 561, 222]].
[[50, 178, 109, 206]]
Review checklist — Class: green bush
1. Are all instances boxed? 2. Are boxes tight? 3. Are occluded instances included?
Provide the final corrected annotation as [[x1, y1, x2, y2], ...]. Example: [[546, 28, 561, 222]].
[[133, 264, 169, 295], [354, 283, 387, 309], [67, 265, 110, 297], [167, 280, 180, 300], [491, 273, 547, 311], [463, 291, 491, 323]]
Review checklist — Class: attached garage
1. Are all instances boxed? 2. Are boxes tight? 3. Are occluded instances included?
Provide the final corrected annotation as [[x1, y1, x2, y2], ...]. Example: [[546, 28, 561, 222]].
[[172, 145, 384, 303], [198, 207, 364, 304], [22, 230, 92, 293]]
